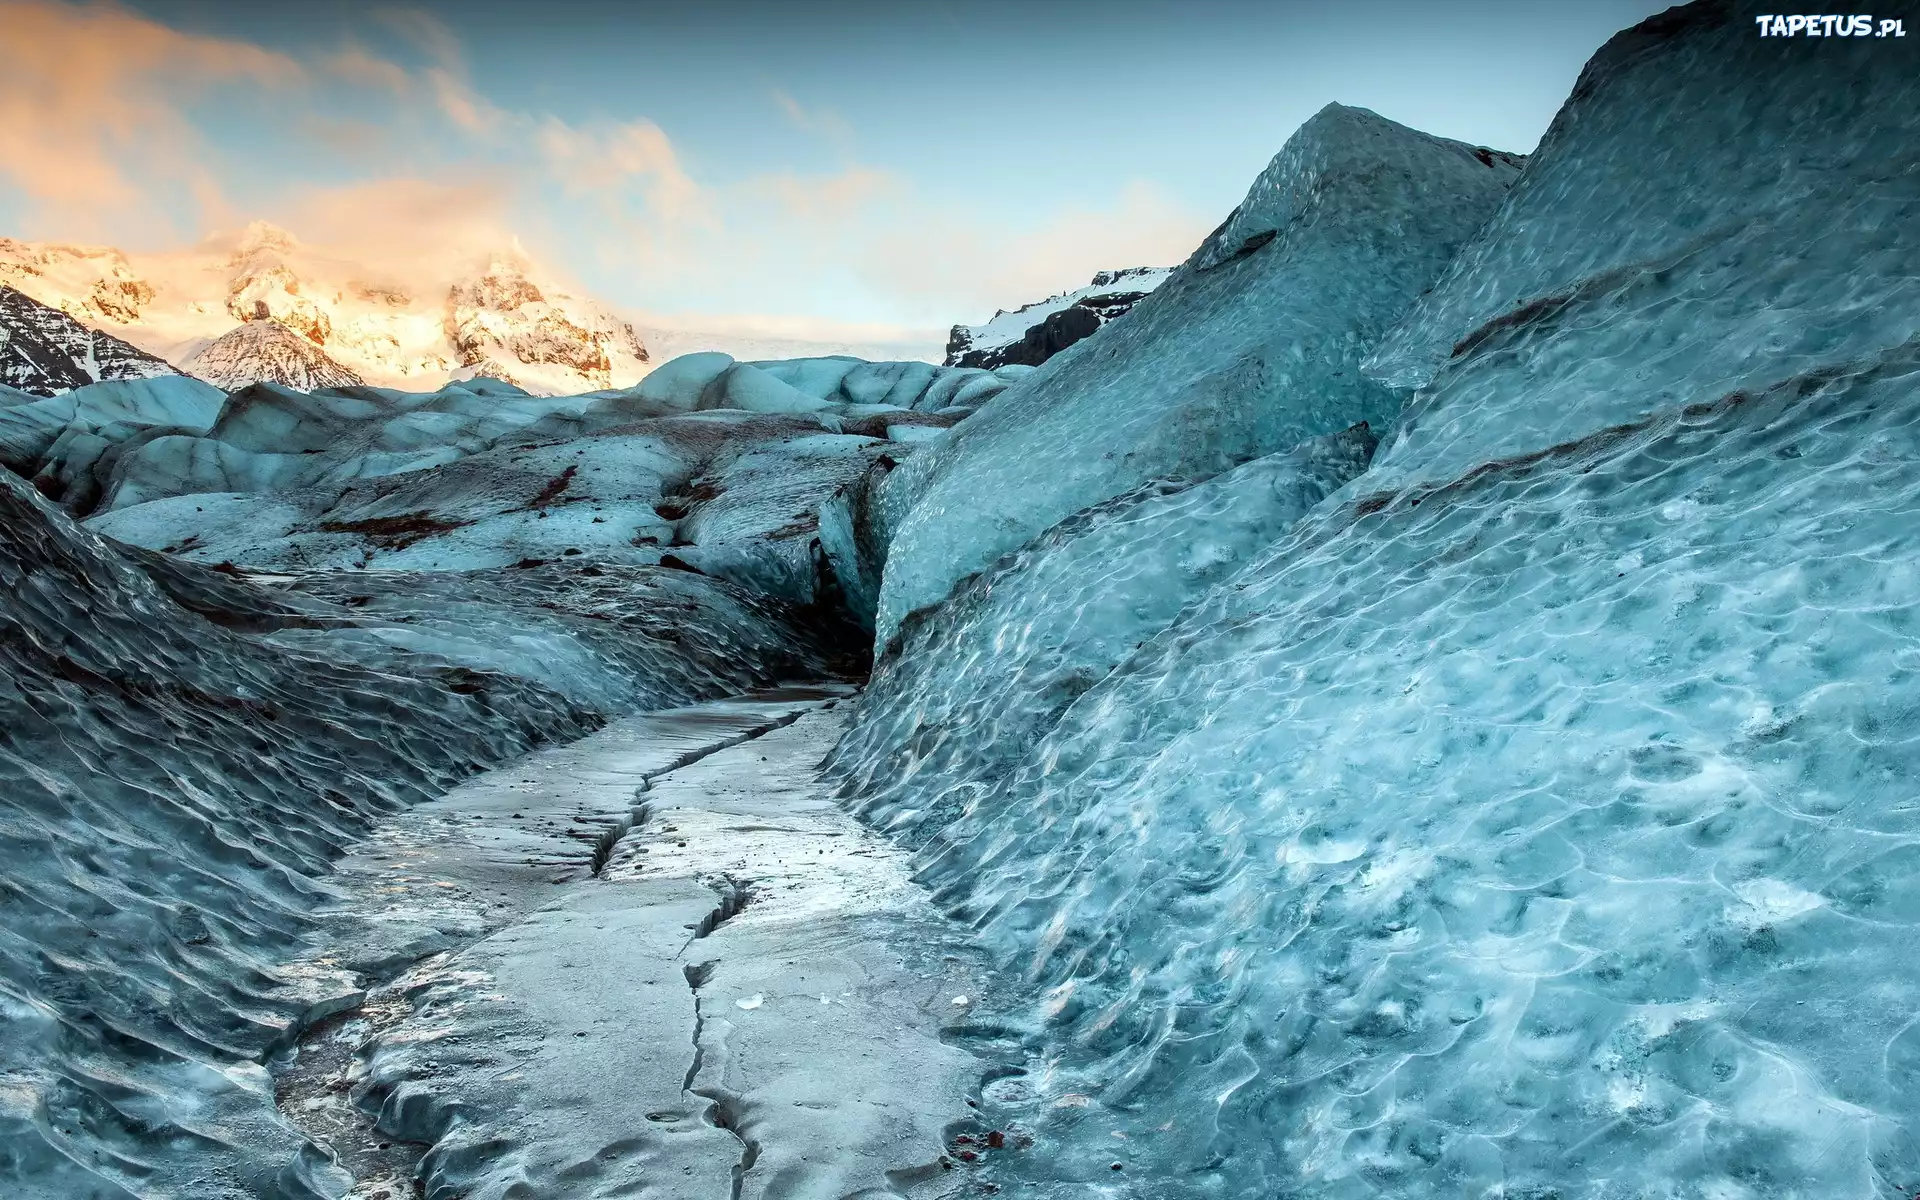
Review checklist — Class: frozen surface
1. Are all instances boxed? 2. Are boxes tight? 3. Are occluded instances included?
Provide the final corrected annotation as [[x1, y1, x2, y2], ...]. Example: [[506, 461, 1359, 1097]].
[[831, 422, 1376, 848], [325, 701, 990, 1199], [873, 104, 1521, 648], [0, 468, 842, 1199], [828, 6, 1920, 1196]]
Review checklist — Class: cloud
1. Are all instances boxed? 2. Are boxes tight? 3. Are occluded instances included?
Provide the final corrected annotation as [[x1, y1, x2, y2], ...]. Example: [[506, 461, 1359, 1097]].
[[759, 165, 904, 222], [0, 0, 299, 237], [370, 6, 465, 69], [770, 89, 858, 152], [536, 117, 705, 223], [863, 180, 1210, 318], [424, 66, 505, 137], [267, 176, 521, 287], [0, 0, 1215, 333]]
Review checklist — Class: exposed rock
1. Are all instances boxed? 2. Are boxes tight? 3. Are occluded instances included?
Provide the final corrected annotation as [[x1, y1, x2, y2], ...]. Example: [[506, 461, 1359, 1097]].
[[0, 284, 183, 395], [444, 251, 649, 391], [945, 265, 1171, 369]]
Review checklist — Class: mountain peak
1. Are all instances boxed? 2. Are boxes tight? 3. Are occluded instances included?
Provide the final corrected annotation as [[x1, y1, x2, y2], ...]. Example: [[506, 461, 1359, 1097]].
[[183, 319, 364, 392], [234, 220, 299, 258], [0, 285, 182, 395]]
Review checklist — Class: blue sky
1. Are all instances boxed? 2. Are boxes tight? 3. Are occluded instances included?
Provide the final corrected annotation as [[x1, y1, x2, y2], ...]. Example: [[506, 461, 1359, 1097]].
[[1, 0, 1671, 338]]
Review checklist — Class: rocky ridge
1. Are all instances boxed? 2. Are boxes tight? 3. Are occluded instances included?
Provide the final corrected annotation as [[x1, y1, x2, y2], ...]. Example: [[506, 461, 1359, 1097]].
[[0, 226, 650, 396], [944, 265, 1172, 369], [0, 284, 183, 395]]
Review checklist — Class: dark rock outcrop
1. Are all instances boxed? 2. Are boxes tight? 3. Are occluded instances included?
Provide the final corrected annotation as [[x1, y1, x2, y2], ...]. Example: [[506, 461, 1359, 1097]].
[[944, 266, 1170, 369], [0, 285, 182, 396]]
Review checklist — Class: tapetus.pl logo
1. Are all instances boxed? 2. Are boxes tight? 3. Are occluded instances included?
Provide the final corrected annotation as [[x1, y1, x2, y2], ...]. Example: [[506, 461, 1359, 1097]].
[[1754, 14, 1907, 35]]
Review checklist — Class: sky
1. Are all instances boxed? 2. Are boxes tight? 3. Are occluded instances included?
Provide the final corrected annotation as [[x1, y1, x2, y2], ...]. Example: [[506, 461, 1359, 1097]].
[[0, 0, 1672, 341]]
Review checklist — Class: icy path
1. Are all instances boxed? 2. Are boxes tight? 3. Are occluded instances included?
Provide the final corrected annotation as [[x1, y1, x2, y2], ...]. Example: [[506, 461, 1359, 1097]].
[[272, 689, 992, 1200]]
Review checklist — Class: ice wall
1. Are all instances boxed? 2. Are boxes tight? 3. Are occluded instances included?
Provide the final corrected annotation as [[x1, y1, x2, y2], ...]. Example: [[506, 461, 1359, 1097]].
[[830, 422, 1376, 848], [871, 103, 1522, 648], [833, 2, 1920, 1195]]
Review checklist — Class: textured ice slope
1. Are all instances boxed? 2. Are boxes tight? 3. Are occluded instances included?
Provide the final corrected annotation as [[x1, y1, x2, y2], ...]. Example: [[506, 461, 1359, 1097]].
[[1360, 0, 1920, 494], [830, 4, 1920, 1196], [830, 421, 1377, 848], [0, 470, 838, 1199], [871, 103, 1522, 648]]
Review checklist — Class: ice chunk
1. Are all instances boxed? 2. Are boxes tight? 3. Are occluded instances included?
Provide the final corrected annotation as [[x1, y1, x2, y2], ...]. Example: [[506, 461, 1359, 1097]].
[[0, 376, 226, 475], [65, 375, 225, 431], [695, 361, 836, 413], [635, 350, 735, 410], [1358, 0, 1920, 495], [670, 431, 897, 614], [872, 103, 1521, 648], [746, 354, 864, 399]]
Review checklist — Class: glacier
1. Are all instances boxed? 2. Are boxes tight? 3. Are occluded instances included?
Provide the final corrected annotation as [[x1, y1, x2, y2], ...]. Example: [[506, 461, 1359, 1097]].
[[872, 102, 1524, 649], [825, 2, 1920, 1196], [0, 464, 846, 1198], [2, 0, 1918, 1196]]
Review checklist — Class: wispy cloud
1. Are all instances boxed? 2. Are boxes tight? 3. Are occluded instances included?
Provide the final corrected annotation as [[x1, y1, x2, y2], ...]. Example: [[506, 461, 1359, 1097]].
[[0, 0, 1214, 333], [770, 88, 858, 154], [0, 0, 296, 237]]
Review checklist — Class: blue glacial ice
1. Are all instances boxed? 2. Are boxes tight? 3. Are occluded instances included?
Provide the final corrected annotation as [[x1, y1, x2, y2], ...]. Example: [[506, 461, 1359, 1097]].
[[830, 420, 1377, 848], [0, 400, 852, 1197], [825, 2, 1920, 1196], [871, 102, 1523, 648]]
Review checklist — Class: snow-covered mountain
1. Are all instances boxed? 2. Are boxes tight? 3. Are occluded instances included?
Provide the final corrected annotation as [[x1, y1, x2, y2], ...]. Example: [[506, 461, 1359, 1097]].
[[0, 285, 182, 395], [0, 226, 650, 396], [182, 319, 365, 391], [944, 266, 1172, 369]]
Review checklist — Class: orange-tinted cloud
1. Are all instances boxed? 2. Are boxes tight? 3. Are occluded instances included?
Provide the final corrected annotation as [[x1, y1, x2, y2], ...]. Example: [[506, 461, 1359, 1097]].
[[0, 0, 299, 235], [267, 176, 521, 287], [0, 0, 1213, 333]]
